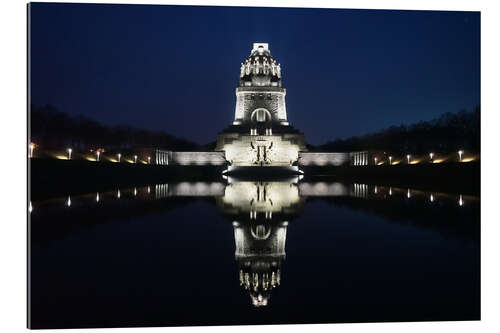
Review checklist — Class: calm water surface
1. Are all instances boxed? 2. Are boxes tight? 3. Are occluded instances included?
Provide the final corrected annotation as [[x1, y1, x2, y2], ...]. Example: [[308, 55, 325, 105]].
[[29, 179, 480, 328]]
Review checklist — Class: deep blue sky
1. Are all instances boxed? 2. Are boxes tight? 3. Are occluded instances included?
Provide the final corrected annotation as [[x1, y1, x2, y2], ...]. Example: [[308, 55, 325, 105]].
[[30, 3, 480, 145]]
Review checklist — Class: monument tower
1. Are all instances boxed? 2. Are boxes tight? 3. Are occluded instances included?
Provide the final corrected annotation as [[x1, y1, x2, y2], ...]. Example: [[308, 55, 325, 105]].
[[216, 43, 307, 172]]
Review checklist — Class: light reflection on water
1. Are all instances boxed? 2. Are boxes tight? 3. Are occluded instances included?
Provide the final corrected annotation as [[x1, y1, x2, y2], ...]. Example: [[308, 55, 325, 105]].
[[29, 180, 480, 328], [30, 181, 479, 212]]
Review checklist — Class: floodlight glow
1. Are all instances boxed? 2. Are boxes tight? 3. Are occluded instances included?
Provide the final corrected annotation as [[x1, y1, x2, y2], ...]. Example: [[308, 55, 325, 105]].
[[459, 195, 464, 206], [458, 150, 464, 162], [407, 189, 411, 198], [429, 152, 434, 161], [66, 196, 71, 207], [407, 154, 411, 163], [148, 156, 151, 164], [389, 187, 392, 196], [134, 188, 137, 196], [29, 142, 35, 158], [67, 148, 72, 160], [29, 201, 33, 213], [134, 155, 138, 163], [96, 192, 100, 202], [117, 189, 121, 199], [430, 194, 434, 202], [96, 151, 100, 161], [374, 186, 378, 194], [147, 186, 151, 194], [389, 156, 392, 165], [374, 157, 377, 165], [117, 153, 121, 162]]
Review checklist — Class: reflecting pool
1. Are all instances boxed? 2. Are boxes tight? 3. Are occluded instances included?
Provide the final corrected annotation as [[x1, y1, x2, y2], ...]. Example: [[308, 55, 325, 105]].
[[29, 179, 480, 328]]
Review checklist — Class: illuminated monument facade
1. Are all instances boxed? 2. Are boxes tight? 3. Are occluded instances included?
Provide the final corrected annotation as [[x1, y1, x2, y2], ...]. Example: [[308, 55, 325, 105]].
[[216, 43, 308, 170]]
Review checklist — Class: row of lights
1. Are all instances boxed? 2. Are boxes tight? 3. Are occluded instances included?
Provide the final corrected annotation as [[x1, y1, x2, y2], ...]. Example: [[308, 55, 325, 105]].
[[29, 143, 153, 164], [29, 183, 468, 214], [372, 185, 466, 206], [29, 186, 153, 213], [377, 150, 466, 165]]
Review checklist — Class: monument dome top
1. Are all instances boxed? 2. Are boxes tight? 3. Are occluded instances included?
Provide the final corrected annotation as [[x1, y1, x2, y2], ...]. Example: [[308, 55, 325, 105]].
[[240, 42, 282, 87]]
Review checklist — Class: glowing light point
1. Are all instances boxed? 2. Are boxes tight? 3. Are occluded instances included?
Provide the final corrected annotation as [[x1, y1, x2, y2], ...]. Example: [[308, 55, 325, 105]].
[[147, 186, 151, 194], [407, 154, 411, 163], [117, 153, 121, 162], [429, 152, 434, 162], [96, 151, 100, 161], [134, 188, 137, 196], [117, 189, 121, 199], [66, 196, 71, 207], [374, 157, 378, 165], [29, 142, 35, 158], [458, 150, 464, 162], [389, 187, 392, 196], [96, 192, 100, 203], [458, 195, 464, 206], [407, 189, 411, 198], [374, 186, 378, 194], [29, 201, 33, 213], [389, 156, 392, 165], [148, 156, 151, 164], [134, 155, 138, 163], [67, 148, 72, 160]]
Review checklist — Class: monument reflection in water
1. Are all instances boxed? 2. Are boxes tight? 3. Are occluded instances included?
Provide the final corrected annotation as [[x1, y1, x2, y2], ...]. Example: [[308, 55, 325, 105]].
[[29, 178, 479, 328], [218, 180, 305, 306]]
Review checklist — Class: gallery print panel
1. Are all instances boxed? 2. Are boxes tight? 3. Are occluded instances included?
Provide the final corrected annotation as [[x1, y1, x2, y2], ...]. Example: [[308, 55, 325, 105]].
[[28, 2, 480, 329]]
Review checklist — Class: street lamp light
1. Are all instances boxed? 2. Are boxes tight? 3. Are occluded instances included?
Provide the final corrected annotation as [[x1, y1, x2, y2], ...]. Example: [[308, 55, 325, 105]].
[[429, 152, 434, 162], [96, 151, 100, 161], [458, 150, 464, 162], [148, 156, 151, 164], [29, 142, 35, 158], [67, 148, 72, 160], [134, 155, 138, 163], [389, 156, 392, 165], [407, 154, 411, 164], [117, 153, 121, 162], [374, 157, 377, 165]]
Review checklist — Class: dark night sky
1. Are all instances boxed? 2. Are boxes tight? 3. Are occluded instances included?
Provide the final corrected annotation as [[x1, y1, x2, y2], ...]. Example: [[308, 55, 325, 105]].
[[29, 3, 480, 145]]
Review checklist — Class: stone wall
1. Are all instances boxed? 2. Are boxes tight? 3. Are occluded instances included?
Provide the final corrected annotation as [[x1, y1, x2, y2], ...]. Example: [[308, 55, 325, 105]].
[[234, 87, 287, 124], [169, 151, 226, 166], [298, 152, 350, 167]]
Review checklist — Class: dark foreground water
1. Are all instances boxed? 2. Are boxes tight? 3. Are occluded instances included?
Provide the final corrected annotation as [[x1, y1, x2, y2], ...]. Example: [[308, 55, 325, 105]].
[[29, 179, 480, 328]]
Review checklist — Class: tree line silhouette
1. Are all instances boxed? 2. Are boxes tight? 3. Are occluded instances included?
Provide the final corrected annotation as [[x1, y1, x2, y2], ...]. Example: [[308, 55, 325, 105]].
[[30, 104, 480, 155], [313, 106, 480, 154], [30, 104, 200, 151]]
